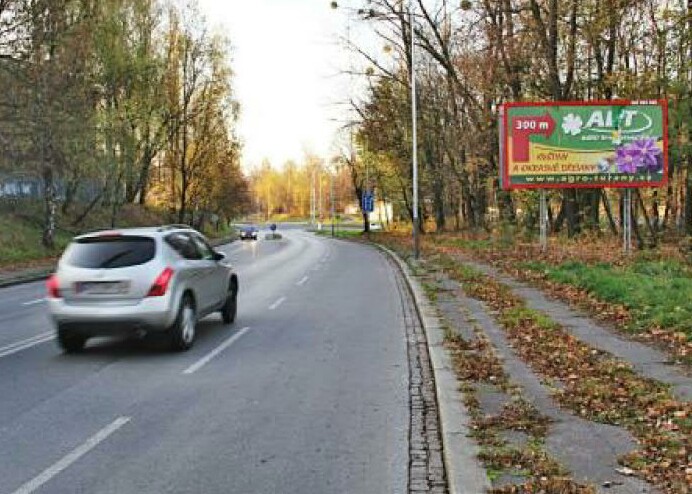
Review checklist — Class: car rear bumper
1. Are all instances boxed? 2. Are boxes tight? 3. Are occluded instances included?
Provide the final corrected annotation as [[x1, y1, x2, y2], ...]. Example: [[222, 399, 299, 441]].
[[47, 296, 177, 335]]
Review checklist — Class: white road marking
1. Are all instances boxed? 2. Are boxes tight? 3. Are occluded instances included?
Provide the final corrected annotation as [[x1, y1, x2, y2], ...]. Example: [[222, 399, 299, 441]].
[[296, 276, 309, 286], [22, 298, 46, 307], [183, 327, 251, 375], [11, 417, 130, 494], [0, 332, 55, 359], [268, 297, 286, 310]]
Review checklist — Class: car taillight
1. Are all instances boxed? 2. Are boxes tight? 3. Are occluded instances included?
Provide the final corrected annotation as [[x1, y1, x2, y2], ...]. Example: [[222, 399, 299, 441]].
[[147, 267, 174, 297], [47, 274, 61, 298]]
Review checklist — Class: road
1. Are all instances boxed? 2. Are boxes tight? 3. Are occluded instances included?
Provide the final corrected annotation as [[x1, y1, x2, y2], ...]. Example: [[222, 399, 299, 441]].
[[0, 229, 410, 494]]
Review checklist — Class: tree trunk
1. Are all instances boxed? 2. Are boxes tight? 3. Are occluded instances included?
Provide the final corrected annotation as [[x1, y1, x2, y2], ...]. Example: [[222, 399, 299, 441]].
[[686, 0, 692, 235], [564, 190, 580, 237], [72, 188, 104, 227], [433, 177, 445, 232], [497, 188, 516, 223], [631, 198, 644, 249], [362, 211, 370, 233], [42, 166, 57, 249], [601, 190, 618, 235], [582, 190, 600, 231], [553, 200, 566, 233], [685, 169, 692, 235], [635, 189, 656, 246]]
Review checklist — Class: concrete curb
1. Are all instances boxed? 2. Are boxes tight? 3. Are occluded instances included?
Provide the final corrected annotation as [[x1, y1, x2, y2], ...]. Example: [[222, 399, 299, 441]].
[[0, 236, 237, 290], [377, 245, 491, 494], [0, 269, 52, 289]]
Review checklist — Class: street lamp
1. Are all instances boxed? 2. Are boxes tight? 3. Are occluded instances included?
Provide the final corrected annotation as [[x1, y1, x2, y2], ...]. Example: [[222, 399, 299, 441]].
[[330, 0, 419, 258]]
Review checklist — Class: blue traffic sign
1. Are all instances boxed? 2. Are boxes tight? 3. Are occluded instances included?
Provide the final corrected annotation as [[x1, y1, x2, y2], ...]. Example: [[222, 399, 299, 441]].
[[362, 192, 374, 213]]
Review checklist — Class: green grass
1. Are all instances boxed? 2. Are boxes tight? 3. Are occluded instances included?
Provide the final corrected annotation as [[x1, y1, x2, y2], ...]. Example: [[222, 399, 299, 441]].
[[314, 228, 371, 239], [0, 214, 71, 265], [521, 259, 692, 339], [501, 307, 560, 332]]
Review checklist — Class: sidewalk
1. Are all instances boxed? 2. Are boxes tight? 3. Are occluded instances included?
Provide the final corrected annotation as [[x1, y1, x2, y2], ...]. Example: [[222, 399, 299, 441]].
[[403, 248, 690, 493]]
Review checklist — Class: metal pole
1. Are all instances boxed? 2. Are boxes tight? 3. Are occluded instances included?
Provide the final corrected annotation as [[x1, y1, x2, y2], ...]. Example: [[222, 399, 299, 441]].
[[311, 169, 316, 227], [318, 167, 322, 225], [540, 189, 548, 252], [624, 189, 632, 253], [410, 2, 419, 259], [331, 172, 335, 237]]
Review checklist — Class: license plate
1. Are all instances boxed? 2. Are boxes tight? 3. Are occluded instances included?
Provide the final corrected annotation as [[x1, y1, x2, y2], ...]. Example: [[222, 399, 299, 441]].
[[75, 281, 129, 295]]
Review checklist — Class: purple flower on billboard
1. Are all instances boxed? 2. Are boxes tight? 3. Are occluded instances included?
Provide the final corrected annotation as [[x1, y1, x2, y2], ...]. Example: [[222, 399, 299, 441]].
[[629, 137, 663, 172], [614, 138, 663, 174], [615, 146, 641, 174]]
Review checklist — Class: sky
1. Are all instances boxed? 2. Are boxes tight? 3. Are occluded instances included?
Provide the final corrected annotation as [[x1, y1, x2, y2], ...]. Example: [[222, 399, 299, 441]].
[[197, 0, 359, 171]]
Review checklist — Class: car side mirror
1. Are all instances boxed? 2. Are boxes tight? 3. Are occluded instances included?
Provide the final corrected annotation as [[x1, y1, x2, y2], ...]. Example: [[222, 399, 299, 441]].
[[213, 251, 226, 262]]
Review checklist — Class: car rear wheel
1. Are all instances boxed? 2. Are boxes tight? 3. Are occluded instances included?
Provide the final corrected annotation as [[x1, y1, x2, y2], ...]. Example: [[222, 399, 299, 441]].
[[221, 284, 237, 325], [170, 295, 196, 351], [57, 326, 87, 353]]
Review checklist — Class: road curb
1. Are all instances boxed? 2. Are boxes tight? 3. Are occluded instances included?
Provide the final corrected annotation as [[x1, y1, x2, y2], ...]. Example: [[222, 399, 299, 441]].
[[0, 269, 52, 289], [376, 244, 491, 494]]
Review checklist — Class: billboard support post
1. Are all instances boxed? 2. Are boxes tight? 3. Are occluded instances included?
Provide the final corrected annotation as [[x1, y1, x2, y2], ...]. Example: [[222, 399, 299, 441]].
[[540, 190, 548, 253], [624, 189, 632, 253]]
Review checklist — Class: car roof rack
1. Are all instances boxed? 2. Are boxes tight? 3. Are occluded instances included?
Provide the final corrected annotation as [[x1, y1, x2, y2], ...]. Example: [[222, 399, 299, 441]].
[[76, 226, 130, 237]]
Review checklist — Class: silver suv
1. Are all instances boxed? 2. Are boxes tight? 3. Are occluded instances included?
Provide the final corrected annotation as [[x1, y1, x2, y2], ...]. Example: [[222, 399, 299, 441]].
[[47, 226, 238, 353]]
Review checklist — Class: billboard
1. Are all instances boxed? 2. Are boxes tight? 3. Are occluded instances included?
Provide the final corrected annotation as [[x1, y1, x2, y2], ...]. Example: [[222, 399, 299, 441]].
[[500, 100, 668, 190]]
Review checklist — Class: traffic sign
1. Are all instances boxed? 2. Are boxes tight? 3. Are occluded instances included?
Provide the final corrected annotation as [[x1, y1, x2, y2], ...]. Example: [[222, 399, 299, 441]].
[[362, 192, 374, 213]]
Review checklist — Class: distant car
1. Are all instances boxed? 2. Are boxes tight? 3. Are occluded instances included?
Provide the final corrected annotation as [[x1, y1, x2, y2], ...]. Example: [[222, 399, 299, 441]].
[[369, 222, 383, 231], [46, 226, 239, 353], [239, 225, 259, 241]]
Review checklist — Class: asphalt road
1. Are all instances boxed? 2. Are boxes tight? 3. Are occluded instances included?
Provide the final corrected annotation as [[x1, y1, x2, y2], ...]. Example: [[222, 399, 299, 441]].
[[0, 229, 409, 494]]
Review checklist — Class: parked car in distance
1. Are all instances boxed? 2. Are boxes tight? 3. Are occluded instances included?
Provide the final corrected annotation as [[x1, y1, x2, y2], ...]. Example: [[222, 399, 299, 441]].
[[239, 225, 259, 240], [47, 225, 239, 353]]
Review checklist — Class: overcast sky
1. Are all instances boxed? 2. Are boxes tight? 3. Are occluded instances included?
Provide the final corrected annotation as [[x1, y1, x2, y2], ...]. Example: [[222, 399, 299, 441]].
[[197, 0, 360, 171]]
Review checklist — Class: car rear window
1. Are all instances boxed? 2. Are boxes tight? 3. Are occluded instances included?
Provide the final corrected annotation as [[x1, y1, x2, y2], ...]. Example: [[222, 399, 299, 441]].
[[165, 233, 201, 260], [64, 236, 156, 269]]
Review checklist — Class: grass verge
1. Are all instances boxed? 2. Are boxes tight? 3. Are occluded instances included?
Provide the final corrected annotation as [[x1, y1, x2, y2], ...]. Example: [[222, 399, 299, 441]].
[[431, 232, 692, 365], [437, 254, 691, 493], [520, 260, 692, 341]]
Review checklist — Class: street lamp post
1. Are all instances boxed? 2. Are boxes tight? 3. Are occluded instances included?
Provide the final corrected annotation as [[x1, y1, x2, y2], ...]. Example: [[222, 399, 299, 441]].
[[410, 1, 419, 259], [330, 0, 419, 257]]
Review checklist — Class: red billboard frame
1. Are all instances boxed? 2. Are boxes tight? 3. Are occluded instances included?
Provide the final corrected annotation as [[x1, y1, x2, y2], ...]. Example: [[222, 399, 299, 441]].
[[500, 99, 669, 190]]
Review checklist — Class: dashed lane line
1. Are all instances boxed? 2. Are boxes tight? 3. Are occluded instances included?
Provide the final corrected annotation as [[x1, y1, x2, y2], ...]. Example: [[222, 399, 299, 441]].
[[268, 297, 286, 310], [183, 327, 251, 375], [10, 417, 131, 494], [0, 332, 55, 359]]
